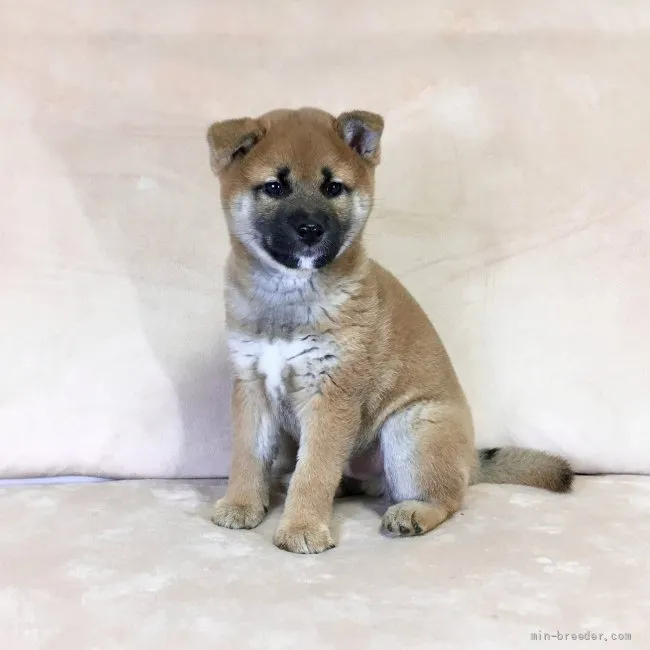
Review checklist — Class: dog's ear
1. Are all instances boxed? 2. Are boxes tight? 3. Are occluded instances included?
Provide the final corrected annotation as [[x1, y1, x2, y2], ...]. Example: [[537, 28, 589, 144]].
[[206, 118, 264, 175], [335, 110, 384, 165]]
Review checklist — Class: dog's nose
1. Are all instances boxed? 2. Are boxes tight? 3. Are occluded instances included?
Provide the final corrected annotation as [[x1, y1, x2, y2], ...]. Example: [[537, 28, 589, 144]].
[[288, 210, 329, 246], [296, 222, 325, 245]]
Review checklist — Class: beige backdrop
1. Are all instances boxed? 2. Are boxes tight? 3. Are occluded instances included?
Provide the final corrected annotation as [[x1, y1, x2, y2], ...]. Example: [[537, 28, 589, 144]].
[[1, 1, 649, 478]]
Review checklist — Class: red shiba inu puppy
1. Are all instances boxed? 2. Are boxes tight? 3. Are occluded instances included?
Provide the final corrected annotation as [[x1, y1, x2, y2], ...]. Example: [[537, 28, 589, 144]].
[[206, 107, 572, 554]]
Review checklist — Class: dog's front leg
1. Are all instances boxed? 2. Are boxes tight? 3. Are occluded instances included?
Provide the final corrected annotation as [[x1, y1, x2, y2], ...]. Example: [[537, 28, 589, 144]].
[[212, 378, 277, 530], [274, 393, 359, 554]]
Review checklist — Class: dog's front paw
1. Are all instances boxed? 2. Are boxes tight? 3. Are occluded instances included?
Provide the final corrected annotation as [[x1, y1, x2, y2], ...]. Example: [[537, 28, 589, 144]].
[[274, 521, 335, 554], [211, 498, 267, 530]]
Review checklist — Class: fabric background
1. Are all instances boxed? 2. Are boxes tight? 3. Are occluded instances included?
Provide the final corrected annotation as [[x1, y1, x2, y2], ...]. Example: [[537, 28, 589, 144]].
[[1, 1, 649, 478]]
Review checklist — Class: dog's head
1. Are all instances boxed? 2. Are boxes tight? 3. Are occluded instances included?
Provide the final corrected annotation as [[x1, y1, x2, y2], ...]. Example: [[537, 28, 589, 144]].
[[206, 107, 383, 271]]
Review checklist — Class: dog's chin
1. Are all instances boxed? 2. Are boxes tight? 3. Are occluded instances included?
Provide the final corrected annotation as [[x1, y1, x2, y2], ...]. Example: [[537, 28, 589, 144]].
[[266, 249, 300, 270], [263, 245, 340, 272]]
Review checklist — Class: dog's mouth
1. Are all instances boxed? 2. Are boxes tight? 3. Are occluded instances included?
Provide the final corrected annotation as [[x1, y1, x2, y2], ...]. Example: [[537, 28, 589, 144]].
[[256, 213, 345, 270], [263, 237, 341, 270]]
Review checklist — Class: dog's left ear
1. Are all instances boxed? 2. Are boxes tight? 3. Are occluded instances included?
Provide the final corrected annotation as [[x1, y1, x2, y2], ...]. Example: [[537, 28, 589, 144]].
[[335, 110, 384, 165]]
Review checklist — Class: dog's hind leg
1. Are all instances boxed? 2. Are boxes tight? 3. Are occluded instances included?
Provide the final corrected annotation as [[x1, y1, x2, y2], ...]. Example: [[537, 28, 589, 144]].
[[379, 401, 474, 536]]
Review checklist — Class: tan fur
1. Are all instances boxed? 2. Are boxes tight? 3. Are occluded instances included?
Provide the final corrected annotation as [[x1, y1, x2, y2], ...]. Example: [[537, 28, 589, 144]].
[[207, 107, 573, 554]]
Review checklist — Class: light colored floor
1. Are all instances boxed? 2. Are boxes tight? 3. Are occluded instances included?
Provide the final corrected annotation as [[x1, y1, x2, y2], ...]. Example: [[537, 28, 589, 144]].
[[1, 476, 648, 649]]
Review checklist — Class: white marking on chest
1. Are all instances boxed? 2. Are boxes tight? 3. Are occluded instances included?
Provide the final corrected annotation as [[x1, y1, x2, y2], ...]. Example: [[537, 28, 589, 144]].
[[257, 340, 299, 398], [228, 334, 339, 402]]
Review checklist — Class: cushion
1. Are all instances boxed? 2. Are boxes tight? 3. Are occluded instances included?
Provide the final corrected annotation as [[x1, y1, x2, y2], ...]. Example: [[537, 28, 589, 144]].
[[1, 1, 648, 477]]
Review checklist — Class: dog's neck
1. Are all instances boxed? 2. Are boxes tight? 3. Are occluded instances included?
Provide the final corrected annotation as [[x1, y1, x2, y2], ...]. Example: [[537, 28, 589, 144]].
[[226, 243, 367, 337]]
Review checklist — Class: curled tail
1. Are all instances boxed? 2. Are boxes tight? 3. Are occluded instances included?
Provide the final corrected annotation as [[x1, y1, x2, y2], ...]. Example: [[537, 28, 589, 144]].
[[471, 447, 574, 493]]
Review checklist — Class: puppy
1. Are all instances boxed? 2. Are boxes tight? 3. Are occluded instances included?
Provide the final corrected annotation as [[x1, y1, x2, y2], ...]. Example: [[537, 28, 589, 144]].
[[206, 107, 573, 554]]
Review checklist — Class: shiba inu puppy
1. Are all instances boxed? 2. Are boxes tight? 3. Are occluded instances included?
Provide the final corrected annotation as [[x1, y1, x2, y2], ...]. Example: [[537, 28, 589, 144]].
[[206, 107, 573, 554]]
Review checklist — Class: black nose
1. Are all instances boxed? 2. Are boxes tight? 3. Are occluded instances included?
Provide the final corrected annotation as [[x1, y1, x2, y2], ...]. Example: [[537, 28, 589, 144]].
[[288, 210, 329, 246], [296, 222, 324, 245]]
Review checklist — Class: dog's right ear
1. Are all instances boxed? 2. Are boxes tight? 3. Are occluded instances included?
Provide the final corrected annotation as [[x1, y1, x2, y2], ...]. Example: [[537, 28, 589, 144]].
[[206, 118, 264, 175]]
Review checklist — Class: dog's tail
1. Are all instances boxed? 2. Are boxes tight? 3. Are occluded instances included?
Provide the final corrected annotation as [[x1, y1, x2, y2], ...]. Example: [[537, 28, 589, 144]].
[[471, 447, 574, 493]]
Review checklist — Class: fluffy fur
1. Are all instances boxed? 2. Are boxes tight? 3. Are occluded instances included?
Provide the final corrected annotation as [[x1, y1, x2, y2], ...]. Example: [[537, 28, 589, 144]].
[[207, 107, 573, 554]]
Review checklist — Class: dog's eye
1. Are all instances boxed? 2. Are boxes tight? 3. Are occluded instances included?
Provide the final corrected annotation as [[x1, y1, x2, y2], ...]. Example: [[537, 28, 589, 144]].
[[323, 181, 344, 198], [263, 181, 284, 198]]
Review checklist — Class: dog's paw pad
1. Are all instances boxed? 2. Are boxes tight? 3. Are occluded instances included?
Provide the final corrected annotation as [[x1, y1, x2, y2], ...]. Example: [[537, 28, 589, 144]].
[[274, 522, 335, 554], [211, 500, 267, 530]]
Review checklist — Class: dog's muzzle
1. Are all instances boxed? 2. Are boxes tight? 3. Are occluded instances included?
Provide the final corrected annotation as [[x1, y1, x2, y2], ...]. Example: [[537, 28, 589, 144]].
[[261, 208, 343, 270]]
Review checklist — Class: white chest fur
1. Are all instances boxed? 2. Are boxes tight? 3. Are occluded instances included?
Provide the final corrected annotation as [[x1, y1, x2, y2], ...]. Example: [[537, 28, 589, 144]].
[[228, 333, 340, 403]]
